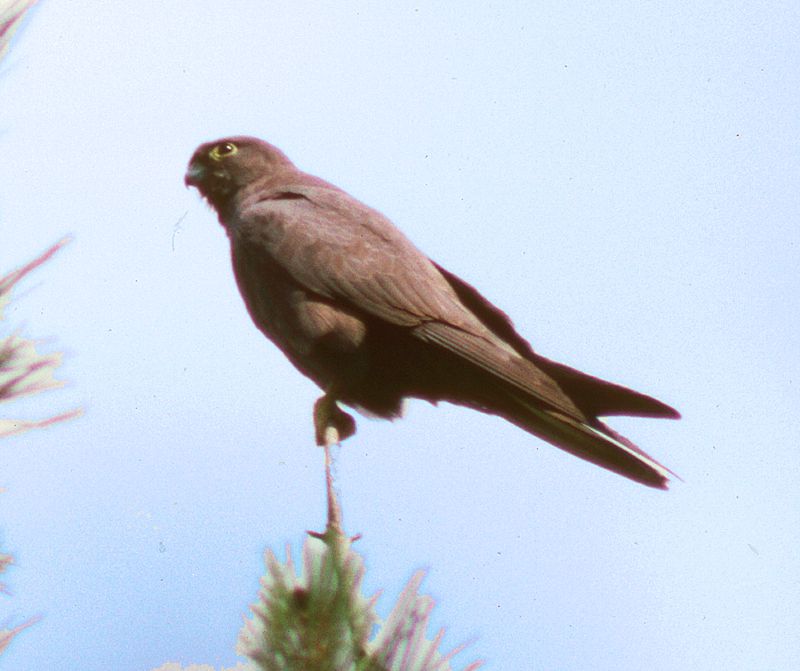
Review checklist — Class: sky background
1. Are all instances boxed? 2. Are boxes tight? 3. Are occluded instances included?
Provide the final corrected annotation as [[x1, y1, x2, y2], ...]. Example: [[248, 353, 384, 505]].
[[1, 1, 799, 669]]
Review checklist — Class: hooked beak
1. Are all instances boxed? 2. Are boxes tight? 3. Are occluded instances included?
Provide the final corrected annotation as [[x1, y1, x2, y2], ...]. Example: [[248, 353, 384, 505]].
[[184, 161, 206, 188]]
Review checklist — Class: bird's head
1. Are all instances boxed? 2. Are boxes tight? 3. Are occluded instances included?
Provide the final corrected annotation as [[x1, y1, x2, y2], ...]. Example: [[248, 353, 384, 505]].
[[185, 136, 294, 211]]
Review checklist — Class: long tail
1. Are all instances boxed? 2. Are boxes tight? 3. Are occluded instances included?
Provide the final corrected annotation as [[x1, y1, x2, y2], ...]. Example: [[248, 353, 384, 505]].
[[532, 356, 681, 419], [500, 392, 676, 489]]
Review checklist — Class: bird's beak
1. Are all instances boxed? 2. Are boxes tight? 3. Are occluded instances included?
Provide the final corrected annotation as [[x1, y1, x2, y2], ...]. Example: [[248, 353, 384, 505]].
[[184, 161, 205, 188]]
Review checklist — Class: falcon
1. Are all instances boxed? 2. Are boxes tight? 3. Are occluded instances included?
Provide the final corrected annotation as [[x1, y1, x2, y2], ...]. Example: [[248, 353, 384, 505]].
[[185, 137, 679, 488]]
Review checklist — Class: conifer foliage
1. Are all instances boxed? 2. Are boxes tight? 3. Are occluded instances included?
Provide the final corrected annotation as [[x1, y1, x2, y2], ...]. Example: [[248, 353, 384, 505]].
[[238, 447, 480, 671]]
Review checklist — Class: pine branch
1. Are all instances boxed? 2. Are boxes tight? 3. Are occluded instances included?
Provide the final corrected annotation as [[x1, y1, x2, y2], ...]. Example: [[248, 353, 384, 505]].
[[0, 238, 81, 436], [238, 446, 481, 671], [0, 239, 77, 656], [148, 664, 253, 671], [0, 0, 37, 62]]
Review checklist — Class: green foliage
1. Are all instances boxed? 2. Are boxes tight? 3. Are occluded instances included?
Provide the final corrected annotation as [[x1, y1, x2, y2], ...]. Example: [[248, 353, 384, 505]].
[[148, 664, 252, 671], [240, 530, 374, 671], [239, 526, 480, 671]]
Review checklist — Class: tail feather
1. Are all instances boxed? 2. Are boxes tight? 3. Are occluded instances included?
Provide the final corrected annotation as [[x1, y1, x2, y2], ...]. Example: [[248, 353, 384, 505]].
[[501, 393, 675, 489], [428, 260, 678, 486], [431, 260, 679, 420], [533, 356, 680, 419]]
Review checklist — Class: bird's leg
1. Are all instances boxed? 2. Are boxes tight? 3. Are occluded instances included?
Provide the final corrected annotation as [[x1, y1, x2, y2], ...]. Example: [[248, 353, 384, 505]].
[[313, 391, 356, 447]]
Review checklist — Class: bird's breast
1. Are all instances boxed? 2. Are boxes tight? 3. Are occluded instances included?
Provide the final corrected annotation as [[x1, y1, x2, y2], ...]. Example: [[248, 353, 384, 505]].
[[230, 237, 369, 388]]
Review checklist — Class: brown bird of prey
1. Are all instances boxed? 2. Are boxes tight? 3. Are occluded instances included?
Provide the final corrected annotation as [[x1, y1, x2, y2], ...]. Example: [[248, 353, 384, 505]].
[[185, 136, 679, 489]]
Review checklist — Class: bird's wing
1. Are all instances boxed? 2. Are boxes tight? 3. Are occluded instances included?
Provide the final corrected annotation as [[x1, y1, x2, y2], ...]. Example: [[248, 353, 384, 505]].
[[432, 261, 680, 419], [237, 186, 584, 419]]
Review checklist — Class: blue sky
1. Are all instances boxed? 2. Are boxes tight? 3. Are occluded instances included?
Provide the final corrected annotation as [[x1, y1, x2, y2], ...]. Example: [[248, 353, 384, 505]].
[[1, 2, 798, 669]]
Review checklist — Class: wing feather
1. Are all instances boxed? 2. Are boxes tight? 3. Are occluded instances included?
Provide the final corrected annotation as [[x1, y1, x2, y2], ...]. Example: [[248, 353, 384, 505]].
[[414, 321, 584, 418], [238, 186, 583, 419]]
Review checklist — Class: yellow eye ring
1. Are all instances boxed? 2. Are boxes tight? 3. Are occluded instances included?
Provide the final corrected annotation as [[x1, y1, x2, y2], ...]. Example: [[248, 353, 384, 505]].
[[209, 141, 238, 161]]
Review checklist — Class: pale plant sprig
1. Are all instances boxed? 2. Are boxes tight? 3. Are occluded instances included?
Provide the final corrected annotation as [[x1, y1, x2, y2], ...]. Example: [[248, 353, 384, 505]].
[[0, 238, 81, 436], [0, 239, 77, 656], [0, 0, 47, 657], [0, 0, 37, 62]]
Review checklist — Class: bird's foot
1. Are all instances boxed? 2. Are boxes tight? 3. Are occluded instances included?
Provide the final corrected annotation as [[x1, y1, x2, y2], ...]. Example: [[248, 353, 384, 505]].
[[313, 394, 356, 447]]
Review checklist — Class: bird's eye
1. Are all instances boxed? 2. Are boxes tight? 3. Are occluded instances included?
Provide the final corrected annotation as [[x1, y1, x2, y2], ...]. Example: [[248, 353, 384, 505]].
[[209, 141, 238, 161]]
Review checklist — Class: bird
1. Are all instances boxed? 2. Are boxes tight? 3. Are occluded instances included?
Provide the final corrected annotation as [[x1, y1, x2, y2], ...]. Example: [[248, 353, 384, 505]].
[[185, 136, 679, 489]]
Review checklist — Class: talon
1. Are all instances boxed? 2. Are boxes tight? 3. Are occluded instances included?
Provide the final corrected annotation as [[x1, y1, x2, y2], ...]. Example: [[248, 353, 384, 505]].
[[314, 394, 356, 446]]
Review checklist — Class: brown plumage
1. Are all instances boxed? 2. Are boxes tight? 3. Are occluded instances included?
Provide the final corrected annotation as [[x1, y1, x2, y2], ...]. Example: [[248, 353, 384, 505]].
[[185, 136, 679, 489]]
